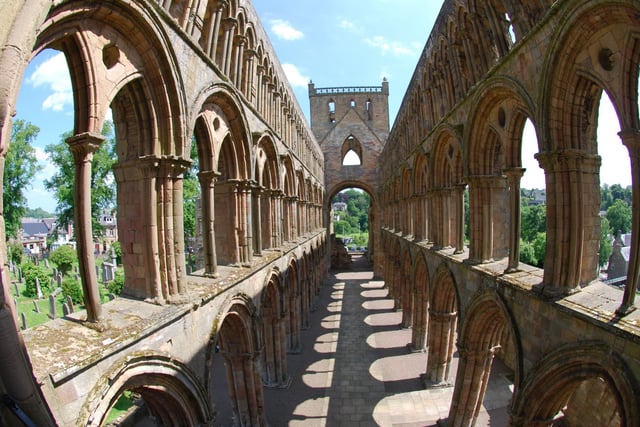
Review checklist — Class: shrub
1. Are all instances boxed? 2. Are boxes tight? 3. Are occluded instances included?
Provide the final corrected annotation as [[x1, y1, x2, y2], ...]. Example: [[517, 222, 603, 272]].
[[49, 245, 77, 276], [61, 277, 83, 305], [22, 262, 52, 297], [107, 269, 125, 296]]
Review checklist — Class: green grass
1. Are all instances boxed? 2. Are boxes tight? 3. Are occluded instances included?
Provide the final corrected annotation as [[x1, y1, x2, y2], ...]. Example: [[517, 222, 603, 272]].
[[104, 391, 134, 424], [10, 258, 115, 329]]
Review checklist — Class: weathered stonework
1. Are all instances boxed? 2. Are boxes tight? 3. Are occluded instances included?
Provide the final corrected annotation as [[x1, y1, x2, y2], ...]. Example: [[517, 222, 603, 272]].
[[0, 0, 640, 426]]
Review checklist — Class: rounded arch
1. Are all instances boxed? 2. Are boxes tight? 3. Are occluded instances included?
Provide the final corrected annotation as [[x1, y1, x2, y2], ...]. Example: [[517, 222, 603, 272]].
[[33, 0, 186, 156], [512, 342, 640, 427], [191, 83, 252, 179], [431, 124, 463, 187], [411, 251, 431, 351], [467, 76, 537, 172], [325, 180, 378, 212], [84, 354, 212, 427]]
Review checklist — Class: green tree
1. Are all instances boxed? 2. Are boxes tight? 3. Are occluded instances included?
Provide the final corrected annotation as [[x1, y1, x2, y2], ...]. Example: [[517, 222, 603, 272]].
[[61, 277, 83, 304], [44, 121, 116, 237], [532, 232, 547, 268], [7, 240, 24, 265], [606, 199, 632, 235], [599, 217, 612, 267], [521, 204, 546, 242], [519, 239, 537, 266], [25, 207, 52, 218], [3, 119, 43, 238], [183, 139, 199, 241], [49, 244, 77, 276]]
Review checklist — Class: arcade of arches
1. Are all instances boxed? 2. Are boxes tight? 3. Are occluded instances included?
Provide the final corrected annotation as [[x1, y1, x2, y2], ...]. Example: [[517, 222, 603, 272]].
[[0, 0, 639, 426]]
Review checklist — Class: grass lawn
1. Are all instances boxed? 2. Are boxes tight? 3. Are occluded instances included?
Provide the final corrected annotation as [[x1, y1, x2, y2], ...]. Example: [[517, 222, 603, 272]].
[[10, 257, 116, 330]]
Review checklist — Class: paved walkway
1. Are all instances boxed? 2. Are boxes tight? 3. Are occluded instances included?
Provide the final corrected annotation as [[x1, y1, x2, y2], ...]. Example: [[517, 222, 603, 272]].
[[259, 255, 512, 426]]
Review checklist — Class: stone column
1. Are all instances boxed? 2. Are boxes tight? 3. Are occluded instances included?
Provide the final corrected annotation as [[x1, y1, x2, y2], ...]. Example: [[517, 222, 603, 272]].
[[537, 150, 601, 296], [139, 156, 162, 302], [198, 170, 219, 277], [454, 184, 466, 253], [504, 168, 525, 273], [238, 180, 253, 265], [232, 34, 246, 88], [221, 17, 237, 76], [618, 129, 640, 313], [448, 346, 498, 427], [206, 0, 227, 58], [253, 184, 264, 256], [426, 308, 458, 385], [66, 132, 104, 322]]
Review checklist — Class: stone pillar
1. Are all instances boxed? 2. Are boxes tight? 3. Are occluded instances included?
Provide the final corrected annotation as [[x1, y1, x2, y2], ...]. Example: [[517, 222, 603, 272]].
[[448, 346, 498, 427], [271, 190, 282, 247], [467, 175, 508, 263], [221, 17, 237, 76], [253, 184, 264, 256], [537, 150, 601, 296], [66, 132, 104, 322], [222, 351, 267, 426], [238, 180, 253, 265], [206, 0, 227, 58], [454, 184, 466, 253], [504, 168, 525, 273], [426, 309, 457, 385], [198, 170, 219, 277], [232, 34, 246, 88], [618, 129, 640, 313]]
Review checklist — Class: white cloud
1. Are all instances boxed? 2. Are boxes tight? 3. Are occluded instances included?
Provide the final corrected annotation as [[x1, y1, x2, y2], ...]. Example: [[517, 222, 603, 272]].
[[339, 19, 357, 32], [270, 19, 303, 41], [282, 63, 309, 88], [27, 52, 72, 112], [364, 36, 418, 56]]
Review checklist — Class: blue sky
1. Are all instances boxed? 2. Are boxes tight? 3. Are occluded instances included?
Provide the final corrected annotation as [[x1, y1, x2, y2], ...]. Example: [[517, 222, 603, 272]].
[[14, 1, 632, 212]]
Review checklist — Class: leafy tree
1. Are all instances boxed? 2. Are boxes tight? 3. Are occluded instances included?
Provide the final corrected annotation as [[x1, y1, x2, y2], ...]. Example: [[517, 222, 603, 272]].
[[606, 199, 632, 235], [7, 240, 24, 265], [107, 268, 125, 296], [25, 207, 52, 218], [110, 241, 122, 265], [44, 121, 116, 237], [22, 262, 52, 297], [519, 239, 537, 266], [599, 217, 612, 267], [183, 139, 199, 241], [532, 232, 546, 268], [521, 204, 546, 242], [3, 119, 42, 238], [49, 244, 77, 276]]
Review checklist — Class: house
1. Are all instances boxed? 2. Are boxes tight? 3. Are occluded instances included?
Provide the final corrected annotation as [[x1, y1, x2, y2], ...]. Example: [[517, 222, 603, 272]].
[[607, 233, 632, 283]]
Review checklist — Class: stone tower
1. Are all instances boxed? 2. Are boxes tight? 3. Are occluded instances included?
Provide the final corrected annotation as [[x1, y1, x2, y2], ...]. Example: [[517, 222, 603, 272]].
[[308, 80, 389, 276]]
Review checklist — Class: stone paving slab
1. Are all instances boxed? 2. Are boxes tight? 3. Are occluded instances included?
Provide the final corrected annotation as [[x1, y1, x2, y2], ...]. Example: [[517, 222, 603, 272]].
[[260, 255, 512, 426]]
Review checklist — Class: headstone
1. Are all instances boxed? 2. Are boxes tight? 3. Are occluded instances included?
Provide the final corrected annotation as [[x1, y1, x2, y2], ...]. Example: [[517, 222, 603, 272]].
[[108, 293, 116, 301], [35, 277, 43, 299], [33, 300, 40, 313], [52, 268, 57, 278], [95, 265, 100, 278], [21, 312, 27, 330], [57, 273, 62, 287], [48, 295, 56, 319], [66, 295, 74, 313], [44, 259, 49, 269], [17, 267, 22, 283], [62, 302, 71, 317], [186, 265, 192, 275], [13, 298, 17, 308], [74, 273, 80, 282], [74, 266, 78, 274], [13, 283, 19, 297]]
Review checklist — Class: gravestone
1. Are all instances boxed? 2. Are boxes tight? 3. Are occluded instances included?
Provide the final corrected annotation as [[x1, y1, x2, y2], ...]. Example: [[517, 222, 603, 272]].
[[21, 312, 27, 330], [62, 303, 71, 317], [35, 277, 43, 299], [17, 267, 22, 283], [33, 300, 40, 313], [13, 283, 19, 297], [48, 295, 56, 319], [44, 259, 49, 269], [66, 295, 74, 313]]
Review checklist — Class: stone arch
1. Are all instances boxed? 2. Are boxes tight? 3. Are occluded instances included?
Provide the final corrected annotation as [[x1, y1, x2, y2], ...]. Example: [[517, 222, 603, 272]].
[[341, 134, 363, 165], [30, 0, 187, 309], [538, 1, 640, 298], [448, 290, 521, 427], [259, 271, 289, 387], [254, 132, 281, 251], [215, 294, 266, 426], [412, 152, 430, 241], [401, 167, 413, 235], [426, 263, 460, 386], [193, 84, 252, 266], [511, 343, 640, 427], [410, 252, 430, 351], [84, 354, 212, 427], [430, 125, 464, 249]]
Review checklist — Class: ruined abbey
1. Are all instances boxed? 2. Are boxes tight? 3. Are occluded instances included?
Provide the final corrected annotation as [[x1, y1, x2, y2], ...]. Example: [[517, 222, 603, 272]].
[[1, 0, 640, 426]]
